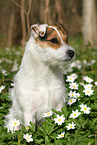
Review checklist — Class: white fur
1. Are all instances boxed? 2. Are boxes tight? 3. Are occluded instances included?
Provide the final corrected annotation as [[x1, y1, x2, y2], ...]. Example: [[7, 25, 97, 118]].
[[5, 31, 74, 131]]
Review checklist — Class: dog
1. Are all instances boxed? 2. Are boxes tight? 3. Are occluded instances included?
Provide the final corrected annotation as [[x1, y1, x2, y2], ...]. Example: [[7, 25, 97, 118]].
[[5, 23, 75, 131]]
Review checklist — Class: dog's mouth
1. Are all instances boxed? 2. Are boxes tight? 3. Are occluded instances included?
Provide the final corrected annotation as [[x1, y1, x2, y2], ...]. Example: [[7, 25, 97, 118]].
[[65, 56, 75, 61], [64, 58, 72, 61]]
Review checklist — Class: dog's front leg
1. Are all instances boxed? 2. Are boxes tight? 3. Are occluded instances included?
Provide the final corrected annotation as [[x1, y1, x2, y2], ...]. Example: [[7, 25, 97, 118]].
[[23, 110, 35, 126]]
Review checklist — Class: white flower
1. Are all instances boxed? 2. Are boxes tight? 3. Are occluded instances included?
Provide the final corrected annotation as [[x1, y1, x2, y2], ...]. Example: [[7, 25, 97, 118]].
[[70, 62, 76, 68], [70, 60, 81, 69], [76, 93, 80, 98], [84, 84, 93, 89], [26, 126, 29, 130], [23, 134, 33, 142], [69, 82, 78, 90], [83, 76, 93, 83], [67, 67, 73, 73], [91, 60, 95, 64], [95, 82, 97, 85], [68, 90, 77, 97], [1, 69, 8, 76], [77, 64, 82, 69], [68, 90, 80, 98], [69, 109, 81, 119], [43, 111, 53, 117], [54, 115, 65, 125], [0, 85, 5, 93], [66, 76, 75, 82], [79, 103, 91, 114], [79, 83, 85, 86], [66, 122, 76, 130], [83, 89, 94, 96], [83, 60, 87, 65], [57, 132, 65, 139], [11, 82, 15, 87], [66, 74, 78, 83], [76, 60, 81, 64], [1, 69, 7, 74], [11, 61, 18, 72], [87, 62, 92, 66], [4, 58, 12, 64], [67, 98, 76, 106], [70, 73, 78, 79], [11, 119, 20, 129]]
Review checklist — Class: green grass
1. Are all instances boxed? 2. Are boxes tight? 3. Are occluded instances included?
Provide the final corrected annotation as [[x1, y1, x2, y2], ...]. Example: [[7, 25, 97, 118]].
[[0, 35, 97, 144]]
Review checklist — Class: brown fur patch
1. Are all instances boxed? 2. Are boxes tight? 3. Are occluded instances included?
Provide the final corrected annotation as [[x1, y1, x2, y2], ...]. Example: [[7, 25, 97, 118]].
[[35, 24, 68, 49]]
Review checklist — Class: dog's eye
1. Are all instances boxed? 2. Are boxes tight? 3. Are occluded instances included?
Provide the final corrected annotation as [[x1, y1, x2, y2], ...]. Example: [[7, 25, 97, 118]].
[[49, 38, 58, 44], [66, 37, 68, 43]]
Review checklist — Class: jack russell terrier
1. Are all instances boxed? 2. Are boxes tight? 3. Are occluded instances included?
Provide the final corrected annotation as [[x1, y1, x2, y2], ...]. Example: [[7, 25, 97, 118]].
[[5, 23, 75, 131]]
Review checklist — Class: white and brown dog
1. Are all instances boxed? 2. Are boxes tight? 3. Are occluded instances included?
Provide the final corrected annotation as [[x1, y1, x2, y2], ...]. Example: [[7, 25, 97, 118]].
[[5, 23, 75, 131]]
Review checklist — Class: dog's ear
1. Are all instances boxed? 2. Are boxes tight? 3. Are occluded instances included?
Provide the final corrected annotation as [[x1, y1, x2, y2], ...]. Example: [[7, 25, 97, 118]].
[[31, 24, 48, 38]]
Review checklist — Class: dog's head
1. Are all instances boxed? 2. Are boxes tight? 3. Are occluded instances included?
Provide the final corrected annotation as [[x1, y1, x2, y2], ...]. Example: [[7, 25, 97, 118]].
[[30, 23, 75, 66]]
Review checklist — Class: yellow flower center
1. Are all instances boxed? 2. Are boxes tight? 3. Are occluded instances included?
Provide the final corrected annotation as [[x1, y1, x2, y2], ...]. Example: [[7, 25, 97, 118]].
[[14, 122, 17, 126], [27, 137, 30, 140], [72, 94, 74, 97], [73, 85, 76, 88], [74, 113, 76, 116], [60, 134, 64, 137], [70, 125, 72, 128], [47, 112, 50, 116], [70, 100, 73, 103], [58, 118, 61, 122], [87, 90, 90, 93], [26, 127, 29, 130], [84, 107, 87, 110]]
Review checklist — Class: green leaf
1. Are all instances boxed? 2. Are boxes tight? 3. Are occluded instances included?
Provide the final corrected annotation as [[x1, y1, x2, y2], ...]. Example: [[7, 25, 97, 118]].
[[88, 139, 95, 144], [42, 121, 56, 135], [61, 105, 69, 118], [45, 136, 50, 145], [37, 126, 46, 136], [52, 108, 62, 115], [54, 140, 63, 145], [74, 119, 81, 128], [29, 121, 35, 132], [35, 139, 44, 144], [82, 118, 89, 128]]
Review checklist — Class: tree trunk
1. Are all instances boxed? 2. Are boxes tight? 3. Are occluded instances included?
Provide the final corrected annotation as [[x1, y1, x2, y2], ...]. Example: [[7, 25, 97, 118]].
[[7, 3, 15, 47], [44, 0, 50, 24], [21, 0, 26, 51], [82, 0, 97, 46], [39, 0, 45, 23], [55, 0, 64, 24]]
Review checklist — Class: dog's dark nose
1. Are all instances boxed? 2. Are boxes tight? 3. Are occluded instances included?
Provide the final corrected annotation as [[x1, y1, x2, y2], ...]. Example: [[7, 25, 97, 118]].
[[67, 50, 75, 58]]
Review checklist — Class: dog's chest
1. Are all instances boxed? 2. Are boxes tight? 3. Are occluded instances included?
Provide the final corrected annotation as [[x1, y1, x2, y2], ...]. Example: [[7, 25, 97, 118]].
[[15, 66, 65, 111]]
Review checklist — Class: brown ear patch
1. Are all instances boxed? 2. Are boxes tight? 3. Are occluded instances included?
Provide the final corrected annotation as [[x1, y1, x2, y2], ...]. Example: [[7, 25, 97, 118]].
[[34, 23, 68, 49], [35, 27, 62, 49], [31, 24, 48, 38], [55, 23, 68, 44], [55, 23, 68, 35]]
